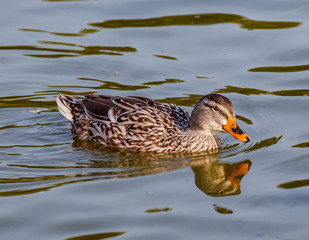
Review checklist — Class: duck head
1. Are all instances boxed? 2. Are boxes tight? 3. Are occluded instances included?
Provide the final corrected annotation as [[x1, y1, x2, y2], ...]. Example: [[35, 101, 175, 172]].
[[187, 93, 250, 143]]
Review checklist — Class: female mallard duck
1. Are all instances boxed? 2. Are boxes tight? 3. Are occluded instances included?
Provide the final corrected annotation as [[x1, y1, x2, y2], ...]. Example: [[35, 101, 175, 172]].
[[56, 93, 250, 153]]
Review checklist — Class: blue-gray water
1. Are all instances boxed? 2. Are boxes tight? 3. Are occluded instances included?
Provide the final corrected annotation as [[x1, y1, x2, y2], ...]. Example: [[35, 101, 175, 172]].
[[1, 0, 309, 239]]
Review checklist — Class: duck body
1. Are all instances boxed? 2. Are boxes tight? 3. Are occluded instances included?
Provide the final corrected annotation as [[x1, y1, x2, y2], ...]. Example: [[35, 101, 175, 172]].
[[57, 93, 250, 153]]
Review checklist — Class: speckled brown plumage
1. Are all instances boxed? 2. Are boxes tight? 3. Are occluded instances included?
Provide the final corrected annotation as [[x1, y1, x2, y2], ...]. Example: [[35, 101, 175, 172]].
[[56, 93, 249, 153]]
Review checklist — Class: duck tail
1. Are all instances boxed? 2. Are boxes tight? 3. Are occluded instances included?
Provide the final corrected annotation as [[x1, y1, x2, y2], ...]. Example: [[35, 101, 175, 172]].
[[56, 94, 82, 122]]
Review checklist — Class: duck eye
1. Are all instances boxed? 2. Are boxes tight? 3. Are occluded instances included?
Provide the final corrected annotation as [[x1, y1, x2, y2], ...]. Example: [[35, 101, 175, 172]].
[[213, 106, 219, 112]]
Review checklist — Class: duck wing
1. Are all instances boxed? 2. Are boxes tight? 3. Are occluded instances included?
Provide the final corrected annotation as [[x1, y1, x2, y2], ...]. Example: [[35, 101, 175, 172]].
[[81, 94, 190, 129], [81, 94, 154, 121]]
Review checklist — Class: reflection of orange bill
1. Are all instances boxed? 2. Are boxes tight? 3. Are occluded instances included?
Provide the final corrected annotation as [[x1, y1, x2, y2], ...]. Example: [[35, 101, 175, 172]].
[[227, 161, 251, 189], [223, 116, 250, 142]]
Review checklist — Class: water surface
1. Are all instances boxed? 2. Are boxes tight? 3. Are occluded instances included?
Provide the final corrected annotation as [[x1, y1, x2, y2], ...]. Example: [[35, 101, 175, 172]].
[[1, 0, 309, 239]]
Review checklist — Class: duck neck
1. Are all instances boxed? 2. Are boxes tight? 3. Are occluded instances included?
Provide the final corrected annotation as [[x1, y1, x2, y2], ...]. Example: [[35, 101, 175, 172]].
[[169, 130, 222, 153], [186, 104, 215, 133]]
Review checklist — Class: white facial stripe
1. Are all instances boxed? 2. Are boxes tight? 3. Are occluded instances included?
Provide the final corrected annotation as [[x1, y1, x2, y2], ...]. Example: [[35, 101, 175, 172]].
[[207, 101, 232, 118]]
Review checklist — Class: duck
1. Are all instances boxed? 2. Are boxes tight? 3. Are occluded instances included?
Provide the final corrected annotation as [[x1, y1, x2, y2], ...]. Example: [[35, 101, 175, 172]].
[[56, 93, 250, 153]]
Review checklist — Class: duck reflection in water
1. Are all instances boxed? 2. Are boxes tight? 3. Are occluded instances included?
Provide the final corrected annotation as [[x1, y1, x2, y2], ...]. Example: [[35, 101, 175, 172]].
[[72, 139, 251, 197], [191, 159, 251, 197]]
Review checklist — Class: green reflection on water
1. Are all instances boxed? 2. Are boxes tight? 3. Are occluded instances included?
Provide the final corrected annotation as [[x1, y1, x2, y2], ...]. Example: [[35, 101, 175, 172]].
[[49, 77, 185, 91], [0, 89, 266, 113], [0, 143, 66, 149], [142, 78, 184, 86], [145, 207, 173, 213], [158, 94, 203, 107], [26, 54, 78, 58], [215, 86, 268, 95], [221, 136, 282, 159], [0, 92, 198, 110], [66, 231, 126, 240], [20, 28, 98, 37], [216, 85, 309, 97], [0, 42, 137, 58], [244, 136, 282, 153], [0, 94, 57, 108], [278, 179, 309, 189], [235, 115, 253, 125], [90, 13, 301, 30], [153, 54, 178, 60], [0, 91, 98, 109], [0, 178, 95, 197], [248, 64, 309, 73], [55, 78, 150, 91], [292, 142, 309, 148]]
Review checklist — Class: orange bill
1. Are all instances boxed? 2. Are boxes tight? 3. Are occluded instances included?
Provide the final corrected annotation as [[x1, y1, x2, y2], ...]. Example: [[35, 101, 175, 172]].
[[223, 116, 250, 143]]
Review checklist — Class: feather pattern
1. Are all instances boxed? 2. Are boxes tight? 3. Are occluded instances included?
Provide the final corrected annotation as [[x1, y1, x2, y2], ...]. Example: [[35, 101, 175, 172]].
[[56, 93, 248, 153]]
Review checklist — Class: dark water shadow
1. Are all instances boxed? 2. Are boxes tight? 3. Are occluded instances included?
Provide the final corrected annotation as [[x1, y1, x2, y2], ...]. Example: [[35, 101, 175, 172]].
[[89, 13, 301, 30]]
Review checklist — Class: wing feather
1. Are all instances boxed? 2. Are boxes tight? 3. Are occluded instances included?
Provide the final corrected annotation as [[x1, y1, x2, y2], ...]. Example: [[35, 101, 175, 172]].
[[80, 94, 190, 132]]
